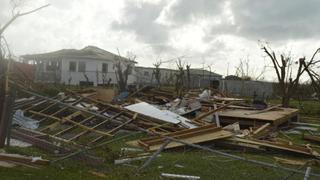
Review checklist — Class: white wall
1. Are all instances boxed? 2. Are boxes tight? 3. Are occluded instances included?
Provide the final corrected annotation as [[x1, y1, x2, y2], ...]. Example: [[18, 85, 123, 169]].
[[135, 67, 177, 85], [60, 58, 136, 86]]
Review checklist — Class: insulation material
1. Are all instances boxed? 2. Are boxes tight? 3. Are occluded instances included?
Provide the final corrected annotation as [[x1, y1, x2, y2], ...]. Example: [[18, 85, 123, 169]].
[[13, 110, 39, 130]]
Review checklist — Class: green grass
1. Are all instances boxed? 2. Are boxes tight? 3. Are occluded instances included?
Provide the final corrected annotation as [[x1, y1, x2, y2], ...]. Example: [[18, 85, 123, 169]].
[[268, 99, 320, 117], [3, 131, 320, 180]]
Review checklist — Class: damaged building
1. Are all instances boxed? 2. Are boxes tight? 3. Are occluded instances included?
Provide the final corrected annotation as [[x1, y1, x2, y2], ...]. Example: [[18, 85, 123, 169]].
[[21, 46, 137, 86]]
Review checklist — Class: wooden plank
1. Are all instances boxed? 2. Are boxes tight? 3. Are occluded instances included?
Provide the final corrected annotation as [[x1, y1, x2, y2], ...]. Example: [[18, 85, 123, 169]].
[[218, 108, 298, 124], [245, 104, 282, 115], [303, 135, 320, 143], [224, 137, 320, 157], [253, 123, 270, 135], [0, 153, 49, 165], [141, 126, 221, 146], [127, 125, 233, 151], [28, 110, 113, 137], [193, 102, 233, 122]]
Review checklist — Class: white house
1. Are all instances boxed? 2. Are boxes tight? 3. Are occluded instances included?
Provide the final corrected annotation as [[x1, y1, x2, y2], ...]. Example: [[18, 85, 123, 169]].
[[21, 46, 136, 86]]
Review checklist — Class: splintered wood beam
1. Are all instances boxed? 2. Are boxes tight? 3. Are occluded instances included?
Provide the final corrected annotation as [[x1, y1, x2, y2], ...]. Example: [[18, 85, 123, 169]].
[[192, 102, 233, 122], [28, 110, 113, 137], [253, 123, 270, 135]]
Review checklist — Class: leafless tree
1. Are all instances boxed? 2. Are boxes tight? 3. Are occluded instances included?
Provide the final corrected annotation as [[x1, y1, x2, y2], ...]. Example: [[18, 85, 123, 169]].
[[164, 72, 174, 86], [235, 56, 266, 81], [153, 60, 162, 88], [186, 63, 191, 90], [263, 45, 320, 107], [175, 58, 185, 97], [302, 58, 320, 100], [114, 49, 135, 92], [0, 0, 49, 147]]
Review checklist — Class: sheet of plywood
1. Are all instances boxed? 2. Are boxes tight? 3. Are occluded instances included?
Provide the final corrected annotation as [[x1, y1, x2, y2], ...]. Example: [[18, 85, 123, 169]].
[[223, 137, 319, 157], [218, 108, 298, 125], [127, 129, 233, 151], [93, 88, 115, 102]]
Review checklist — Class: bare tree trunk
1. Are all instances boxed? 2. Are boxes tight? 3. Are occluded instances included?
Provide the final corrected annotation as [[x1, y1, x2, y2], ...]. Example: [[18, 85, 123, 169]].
[[186, 64, 191, 90], [262, 46, 319, 107]]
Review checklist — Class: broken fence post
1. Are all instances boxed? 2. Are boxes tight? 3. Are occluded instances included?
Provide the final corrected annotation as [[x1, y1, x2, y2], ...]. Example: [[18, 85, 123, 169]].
[[138, 139, 171, 171], [304, 167, 311, 180], [114, 155, 160, 165], [213, 104, 220, 127], [161, 173, 200, 179]]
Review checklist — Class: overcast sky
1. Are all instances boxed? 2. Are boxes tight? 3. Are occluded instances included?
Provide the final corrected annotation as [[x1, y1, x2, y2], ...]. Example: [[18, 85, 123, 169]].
[[1, 0, 320, 81]]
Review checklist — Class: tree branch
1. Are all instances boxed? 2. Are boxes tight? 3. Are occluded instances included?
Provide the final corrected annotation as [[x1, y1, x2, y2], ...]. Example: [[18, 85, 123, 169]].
[[0, 4, 50, 35], [263, 47, 281, 82]]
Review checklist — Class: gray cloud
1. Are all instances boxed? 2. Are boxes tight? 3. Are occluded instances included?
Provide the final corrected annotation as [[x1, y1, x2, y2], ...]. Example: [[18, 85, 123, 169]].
[[163, 0, 225, 25], [210, 0, 320, 41], [111, 1, 170, 53]]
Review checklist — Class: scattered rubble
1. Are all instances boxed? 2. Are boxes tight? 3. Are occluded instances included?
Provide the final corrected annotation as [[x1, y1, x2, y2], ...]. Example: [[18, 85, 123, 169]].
[[1, 83, 320, 178]]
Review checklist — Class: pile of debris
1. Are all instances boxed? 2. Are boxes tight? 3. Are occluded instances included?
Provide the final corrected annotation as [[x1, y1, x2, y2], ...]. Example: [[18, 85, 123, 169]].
[[2, 84, 320, 178]]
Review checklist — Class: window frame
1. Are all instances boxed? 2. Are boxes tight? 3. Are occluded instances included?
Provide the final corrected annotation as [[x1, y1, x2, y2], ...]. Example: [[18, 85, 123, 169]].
[[102, 63, 108, 73], [78, 61, 86, 72], [69, 61, 77, 72]]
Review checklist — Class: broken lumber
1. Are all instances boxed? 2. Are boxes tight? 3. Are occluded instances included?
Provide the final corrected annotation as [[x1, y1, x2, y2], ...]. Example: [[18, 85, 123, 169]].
[[253, 123, 270, 135], [303, 134, 320, 143], [161, 173, 200, 179], [0, 153, 49, 166], [222, 137, 320, 157], [128, 125, 232, 151], [192, 102, 233, 122]]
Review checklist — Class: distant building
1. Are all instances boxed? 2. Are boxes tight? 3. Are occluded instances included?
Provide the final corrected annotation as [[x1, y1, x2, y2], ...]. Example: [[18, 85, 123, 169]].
[[135, 66, 177, 86], [187, 68, 222, 88], [220, 79, 275, 98], [21, 46, 136, 86], [135, 66, 222, 88]]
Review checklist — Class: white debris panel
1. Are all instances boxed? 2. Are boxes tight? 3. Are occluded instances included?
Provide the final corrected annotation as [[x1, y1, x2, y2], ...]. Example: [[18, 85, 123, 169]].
[[124, 102, 197, 129]]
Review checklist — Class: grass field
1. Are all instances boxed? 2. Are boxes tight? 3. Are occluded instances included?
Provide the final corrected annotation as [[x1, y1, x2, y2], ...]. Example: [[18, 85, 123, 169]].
[[1, 99, 320, 179]]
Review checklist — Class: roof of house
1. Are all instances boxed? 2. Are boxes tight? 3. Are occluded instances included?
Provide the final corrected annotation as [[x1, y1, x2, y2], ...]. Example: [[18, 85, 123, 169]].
[[135, 66, 177, 72], [187, 68, 222, 77], [21, 46, 136, 63]]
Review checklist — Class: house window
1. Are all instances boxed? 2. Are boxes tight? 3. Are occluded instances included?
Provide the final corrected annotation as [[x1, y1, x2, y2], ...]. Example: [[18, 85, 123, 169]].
[[144, 71, 149, 76], [69, 61, 76, 72], [102, 63, 108, 73], [78, 62, 86, 72]]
